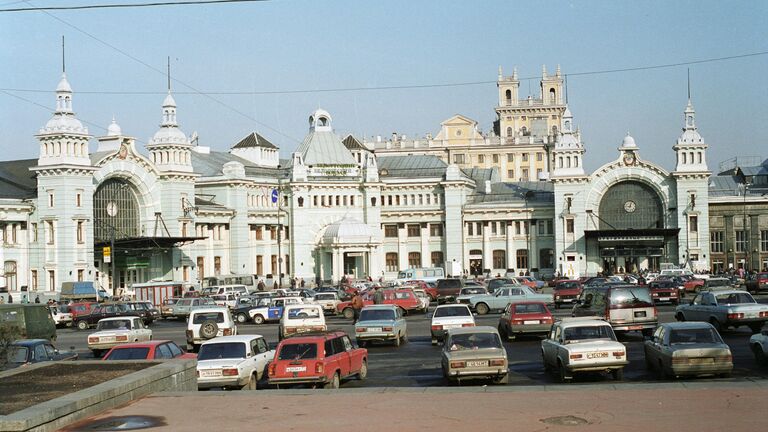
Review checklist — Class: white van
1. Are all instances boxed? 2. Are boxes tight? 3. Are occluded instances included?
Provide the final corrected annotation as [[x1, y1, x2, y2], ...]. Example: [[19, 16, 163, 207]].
[[395, 267, 445, 284], [211, 285, 248, 297], [278, 304, 326, 340]]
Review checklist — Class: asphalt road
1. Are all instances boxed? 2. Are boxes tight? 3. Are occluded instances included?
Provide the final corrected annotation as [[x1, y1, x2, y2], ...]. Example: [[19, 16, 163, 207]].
[[54, 299, 768, 388]]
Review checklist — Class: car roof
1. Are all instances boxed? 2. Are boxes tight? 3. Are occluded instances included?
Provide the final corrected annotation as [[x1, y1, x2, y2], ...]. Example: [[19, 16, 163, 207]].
[[361, 304, 398, 310], [108, 340, 176, 348], [446, 325, 498, 336], [558, 317, 610, 328], [12, 339, 49, 346], [703, 289, 749, 295], [657, 322, 715, 330], [201, 335, 264, 344], [98, 316, 139, 322], [279, 330, 347, 343], [509, 300, 548, 305], [434, 303, 472, 310], [190, 306, 230, 313]]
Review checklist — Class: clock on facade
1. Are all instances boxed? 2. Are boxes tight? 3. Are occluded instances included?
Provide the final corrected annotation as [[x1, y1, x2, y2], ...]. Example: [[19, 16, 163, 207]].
[[624, 200, 637, 213], [106, 201, 118, 217], [623, 152, 636, 166]]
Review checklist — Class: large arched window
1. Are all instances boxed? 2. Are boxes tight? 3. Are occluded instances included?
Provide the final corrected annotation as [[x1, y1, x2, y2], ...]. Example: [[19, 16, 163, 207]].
[[4, 261, 17, 291], [598, 181, 664, 230], [505, 89, 512, 105], [549, 88, 556, 104], [94, 178, 141, 243]]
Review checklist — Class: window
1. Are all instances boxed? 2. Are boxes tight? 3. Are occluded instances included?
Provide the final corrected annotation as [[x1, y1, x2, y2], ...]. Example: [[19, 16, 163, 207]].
[[536, 152, 543, 162], [493, 250, 506, 269], [709, 231, 725, 253], [30, 269, 38, 290], [385, 253, 398, 272], [453, 154, 465, 164], [255, 226, 263, 240], [271, 255, 278, 275], [270, 226, 277, 240], [197, 257, 205, 280], [31, 222, 37, 242], [538, 220, 553, 235], [76, 193, 82, 207], [493, 154, 499, 164], [407, 224, 421, 237], [478, 154, 485, 163], [429, 223, 443, 237], [522, 168, 529, 179], [181, 222, 188, 237], [214, 256, 222, 275], [467, 223, 473, 236], [515, 221, 521, 235], [408, 252, 421, 267], [76, 221, 84, 244], [491, 222, 497, 235], [735, 230, 747, 253], [47, 270, 55, 292], [384, 225, 398, 238], [689, 216, 698, 232], [77, 269, 84, 281], [46, 221, 55, 245], [298, 197, 304, 207], [431, 251, 444, 266], [507, 154, 514, 162], [48, 192, 54, 208], [516, 250, 528, 269], [761, 230, 768, 252], [4, 261, 17, 291], [256, 256, 263, 275], [566, 218, 574, 234], [507, 170, 514, 179], [522, 153, 529, 162]]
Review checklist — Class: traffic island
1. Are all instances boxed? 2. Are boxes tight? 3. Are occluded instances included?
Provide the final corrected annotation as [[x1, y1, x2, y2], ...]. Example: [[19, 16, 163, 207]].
[[0, 359, 196, 432]]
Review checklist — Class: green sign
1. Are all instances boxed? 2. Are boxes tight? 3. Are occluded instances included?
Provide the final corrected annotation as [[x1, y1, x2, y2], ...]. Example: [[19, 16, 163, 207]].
[[125, 256, 150, 269]]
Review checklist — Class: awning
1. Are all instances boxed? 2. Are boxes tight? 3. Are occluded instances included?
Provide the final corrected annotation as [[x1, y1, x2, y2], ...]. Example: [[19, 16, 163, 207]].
[[584, 228, 680, 243], [94, 236, 206, 249]]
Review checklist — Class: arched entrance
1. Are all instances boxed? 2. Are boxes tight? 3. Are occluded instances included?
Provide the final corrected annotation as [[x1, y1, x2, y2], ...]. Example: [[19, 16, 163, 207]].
[[317, 217, 380, 284]]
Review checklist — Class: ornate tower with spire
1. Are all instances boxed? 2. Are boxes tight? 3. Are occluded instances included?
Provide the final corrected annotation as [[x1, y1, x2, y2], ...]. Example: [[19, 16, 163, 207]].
[[552, 106, 585, 177], [672, 99, 711, 268], [146, 91, 193, 172], [31, 72, 97, 290]]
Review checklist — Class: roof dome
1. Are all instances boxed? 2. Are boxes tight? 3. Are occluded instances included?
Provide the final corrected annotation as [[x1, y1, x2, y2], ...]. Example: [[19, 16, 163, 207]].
[[41, 114, 86, 134], [620, 132, 637, 149], [150, 126, 188, 145], [309, 108, 333, 132], [321, 217, 377, 244], [56, 74, 72, 93], [107, 117, 122, 136]]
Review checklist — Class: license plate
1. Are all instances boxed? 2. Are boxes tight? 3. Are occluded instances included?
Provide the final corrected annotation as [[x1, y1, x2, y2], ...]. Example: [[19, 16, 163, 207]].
[[659, 297, 669, 300], [689, 358, 714, 365], [523, 320, 540, 325], [200, 369, 223, 377], [286, 366, 306, 372], [466, 360, 488, 367], [634, 311, 647, 318], [100, 336, 116, 343], [367, 327, 382, 332], [628, 325, 643, 330], [443, 324, 461, 329], [586, 352, 608, 359]]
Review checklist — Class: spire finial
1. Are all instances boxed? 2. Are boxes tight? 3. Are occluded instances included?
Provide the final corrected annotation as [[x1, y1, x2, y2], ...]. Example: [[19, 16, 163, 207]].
[[61, 35, 65, 74], [565, 74, 569, 104], [167, 56, 171, 92], [687, 68, 691, 100]]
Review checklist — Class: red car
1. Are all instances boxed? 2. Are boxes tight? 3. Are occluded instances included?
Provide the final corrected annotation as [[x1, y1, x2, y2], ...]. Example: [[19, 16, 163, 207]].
[[405, 280, 437, 301], [268, 330, 367, 389], [683, 276, 705, 293], [552, 280, 582, 309], [497, 301, 553, 341], [68, 301, 99, 320], [102, 340, 197, 360], [337, 288, 421, 318], [648, 281, 680, 305]]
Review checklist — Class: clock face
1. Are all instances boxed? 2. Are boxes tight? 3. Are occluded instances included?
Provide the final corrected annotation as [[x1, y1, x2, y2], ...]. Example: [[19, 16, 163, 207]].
[[106, 201, 118, 217], [624, 200, 637, 213]]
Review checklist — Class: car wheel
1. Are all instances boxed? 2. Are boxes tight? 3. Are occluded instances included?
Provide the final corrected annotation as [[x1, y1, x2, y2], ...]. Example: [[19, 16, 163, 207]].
[[342, 308, 354, 320], [394, 333, 401, 347], [358, 360, 368, 380], [709, 318, 722, 333], [476, 303, 490, 315], [236, 313, 248, 324], [324, 372, 340, 389], [200, 320, 219, 339], [675, 312, 685, 322], [243, 373, 257, 390], [748, 323, 764, 334], [558, 361, 571, 383], [611, 368, 624, 381], [752, 344, 768, 365], [493, 374, 509, 385], [498, 324, 508, 340], [253, 315, 265, 325], [401, 332, 408, 344], [91, 349, 102, 358], [77, 320, 89, 330]]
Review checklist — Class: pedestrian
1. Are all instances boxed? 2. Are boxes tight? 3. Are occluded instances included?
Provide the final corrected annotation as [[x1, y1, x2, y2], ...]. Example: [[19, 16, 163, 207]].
[[351, 291, 364, 323], [290, 278, 296, 289], [34, 295, 40, 303], [21, 294, 28, 304], [0, 296, 4, 304], [300, 278, 305, 288], [257, 280, 266, 291], [373, 286, 384, 305], [7, 294, 12, 304]]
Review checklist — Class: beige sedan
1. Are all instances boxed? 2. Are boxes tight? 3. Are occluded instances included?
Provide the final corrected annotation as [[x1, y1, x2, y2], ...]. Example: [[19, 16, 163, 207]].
[[644, 322, 732, 379], [441, 326, 508, 384]]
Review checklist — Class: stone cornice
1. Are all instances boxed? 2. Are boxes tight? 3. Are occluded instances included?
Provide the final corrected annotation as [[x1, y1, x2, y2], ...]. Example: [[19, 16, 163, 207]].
[[30, 165, 98, 176]]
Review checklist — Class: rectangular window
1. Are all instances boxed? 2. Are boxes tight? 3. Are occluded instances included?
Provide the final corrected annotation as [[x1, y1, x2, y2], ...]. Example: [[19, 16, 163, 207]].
[[536, 152, 543, 162], [491, 222, 497, 235], [467, 223, 474, 236], [522, 168, 529, 179], [735, 230, 747, 253], [507, 154, 514, 162], [507, 169, 515, 179], [76, 193, 82, 207], [30, 269, 38, 290], [214, 256, 222, 275], [31, 222, 38, 242], [48, 270, 55, 292], [689, 216, 698, 232], [710, 231, 724, 253], [384, 225, 398, 238], [761, 230, 768, 253], [500, 222, 506, 235], [430, 251, 444, 266], [46, 221, 55, 245], [408, 252, 421, 267], [270, 226, 277, 240], [516, 250, 528, 269], [407, 224, 420, 237], [77, 269, 84, 282], [429, 223, 443, 237], [183, 266, 189, 282], [536, 168, 542, 177], [284, 226, 290, 240], [48, 192, 54, 208], [255, 226, 263, 240], [492, 154, 499, 164], [515, 221, 521, 235], [271, 255, 277, 275], [256, 256, 263, 275], [197, 257, 205, 280], [385, 253, 398, 272], [453, 154, 465, 164], [478, 154, 485, 163], [76, 221, 84, 244], [566, 219, 575, 234], [493, 250, 505, 269], [285, 254, 290, 275], [181, 222, 188, 237], [522, 153, 529, 162]]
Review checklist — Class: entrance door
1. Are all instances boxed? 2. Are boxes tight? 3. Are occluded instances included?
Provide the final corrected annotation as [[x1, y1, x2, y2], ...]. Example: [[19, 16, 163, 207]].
[[344, 254, 357, 279]]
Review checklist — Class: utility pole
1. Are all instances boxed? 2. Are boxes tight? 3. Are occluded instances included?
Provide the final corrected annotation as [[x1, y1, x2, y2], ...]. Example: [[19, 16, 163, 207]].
[[111, 226, 116, 297]]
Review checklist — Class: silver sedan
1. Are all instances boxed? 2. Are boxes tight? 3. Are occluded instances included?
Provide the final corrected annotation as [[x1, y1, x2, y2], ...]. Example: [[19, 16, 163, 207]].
[[644, 322, 732, 379]]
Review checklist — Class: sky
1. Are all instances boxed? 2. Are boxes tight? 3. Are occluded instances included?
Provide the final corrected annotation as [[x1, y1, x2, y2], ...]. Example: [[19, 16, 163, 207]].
[[1, 0, 766, 172]]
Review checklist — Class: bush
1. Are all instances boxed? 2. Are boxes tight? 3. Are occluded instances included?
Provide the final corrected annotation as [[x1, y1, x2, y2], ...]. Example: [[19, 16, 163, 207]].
[[0, 323, 22, 368]]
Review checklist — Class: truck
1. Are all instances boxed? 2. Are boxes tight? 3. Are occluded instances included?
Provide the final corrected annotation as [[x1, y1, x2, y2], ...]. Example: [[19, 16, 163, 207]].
[[60, 281, 109, 302], [132, 281, 197, 308]]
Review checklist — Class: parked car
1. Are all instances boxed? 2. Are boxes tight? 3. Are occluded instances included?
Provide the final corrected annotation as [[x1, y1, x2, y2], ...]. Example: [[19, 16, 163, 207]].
[[160, 298, 181, 318], [643, 322, 732, 379], [430, 304, 475, 346], [469, 286, 553, 315], [745, 273, 768, 294], [408, 280, 438, 301], [197, 335, 274, 390], [0, 304, 57, 341], [441, 326, 508, 384], [683, 276, 706, 293], [4, 339, 77, 369], [314, 292, 341, 314], [68, 301, 99, 321], [87, 316, 152, 357], [412, 288, 431, 312], [49, 304, 73, 328], [279, 304, 326, 340], [186, 306, 238, 352], [435, 278, 464, 304], [497, 301, 553, 341], [355, 304, 407, 347], [249, 297, 304, 324], [703, 277, 733, 291], [541, 317, 628, 382], [486, 278, 518, 294], [103, 340, 196, 361], [553, 280, 582, 309], [572, 285, 657, 336], [211, 293, 239, 310], [232, 297, 272, 324], [268, 330, 368, 389], [749, 330, 768, 364], [648, 280, 680, 305], [675, 289, 768, 333], [336, 288, 421, 319], [166, 297, 216, 320], [456, 287, 489, 305], [125, 301, 160, 325], [515, 276, 545, 290], [74, 303, 140, 330]]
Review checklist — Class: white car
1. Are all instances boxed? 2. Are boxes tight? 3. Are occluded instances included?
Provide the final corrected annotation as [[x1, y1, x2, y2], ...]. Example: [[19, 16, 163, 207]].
[[49, 305, 73, 328], [313, 292, 341, 314], [279, 304, 326, 340], [187, 307, 238, 352], [412, 288, 431, 312], [211, 293, 239, 309], [196, 335, 275, 390], [750, 330, 768, 364], [541, 317, 628, 383], [430, 304, 475, 346], [248, 297, 304, 324], [88, 316, 152, 357]]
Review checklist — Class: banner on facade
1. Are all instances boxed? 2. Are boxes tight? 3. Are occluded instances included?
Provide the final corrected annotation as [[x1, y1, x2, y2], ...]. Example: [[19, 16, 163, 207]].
[[103, 246, 111, 263]]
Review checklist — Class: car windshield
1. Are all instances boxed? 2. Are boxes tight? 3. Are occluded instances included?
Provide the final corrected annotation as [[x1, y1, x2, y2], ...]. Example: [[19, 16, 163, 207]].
[[163, 299, 178, 306], [7, 346, 28, 364], [555, 282, 579, 290], [360, 309, 395, 321], [715, 292, 755, 304], [315, 294, 335, 300], [669, 328, 722, 345], [198, 342, 246, 360], [98, 320, 132, 330], [610, 288, 653, 306], [287, 307, 321, 319], [564, 325, 616, 342], [434, 306, 471, 317], [104, 347, 151, 360], [57, 305, 70, 313], [192, 312, 225, 324], [449, 332, 501, 351], [513, 303, 546, 314], [461, 288, 486, 295], [278, 343, 318, 360]]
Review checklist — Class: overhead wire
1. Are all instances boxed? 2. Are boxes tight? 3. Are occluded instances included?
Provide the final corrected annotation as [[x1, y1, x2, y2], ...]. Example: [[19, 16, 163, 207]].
[[0, 0, 270, 13]]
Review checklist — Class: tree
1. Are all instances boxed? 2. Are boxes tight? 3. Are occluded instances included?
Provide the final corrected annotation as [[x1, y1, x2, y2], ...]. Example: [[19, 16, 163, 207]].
[[0, 323, 22, 369]]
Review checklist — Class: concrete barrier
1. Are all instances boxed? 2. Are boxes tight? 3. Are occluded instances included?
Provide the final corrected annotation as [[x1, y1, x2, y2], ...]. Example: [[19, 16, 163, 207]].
[[0, 359, 196, 432]]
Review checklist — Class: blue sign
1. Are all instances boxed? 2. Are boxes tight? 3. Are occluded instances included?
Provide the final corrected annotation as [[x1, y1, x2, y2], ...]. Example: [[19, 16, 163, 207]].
[[271, 188, 279, 204]]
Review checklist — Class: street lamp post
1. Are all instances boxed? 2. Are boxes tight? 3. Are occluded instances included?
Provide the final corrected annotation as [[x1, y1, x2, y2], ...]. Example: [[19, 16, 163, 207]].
[[742, 183, 751, 272]]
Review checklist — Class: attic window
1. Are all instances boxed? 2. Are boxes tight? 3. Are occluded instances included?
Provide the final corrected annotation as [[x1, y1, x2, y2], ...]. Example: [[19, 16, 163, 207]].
[[318, 117, 328, 126]]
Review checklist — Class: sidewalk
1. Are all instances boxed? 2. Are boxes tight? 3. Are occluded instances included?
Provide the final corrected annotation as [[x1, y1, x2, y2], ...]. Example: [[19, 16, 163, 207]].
[[63, 382, 768, 432]]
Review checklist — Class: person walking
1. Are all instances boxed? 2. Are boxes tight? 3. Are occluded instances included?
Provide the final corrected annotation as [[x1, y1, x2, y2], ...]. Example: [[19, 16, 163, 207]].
[[373, 286, 384, 305], [34, 295, 40, 304], [300, 278, 305, 288], [21, 294, 28, 304], [7, 294, 12, 304], [351, 292, 364, 323]]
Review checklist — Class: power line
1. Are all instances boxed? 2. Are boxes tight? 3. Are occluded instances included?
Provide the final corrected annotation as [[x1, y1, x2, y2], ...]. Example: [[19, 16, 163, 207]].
[[3, 50, 767, 96], [0, 0, 269, 13]]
